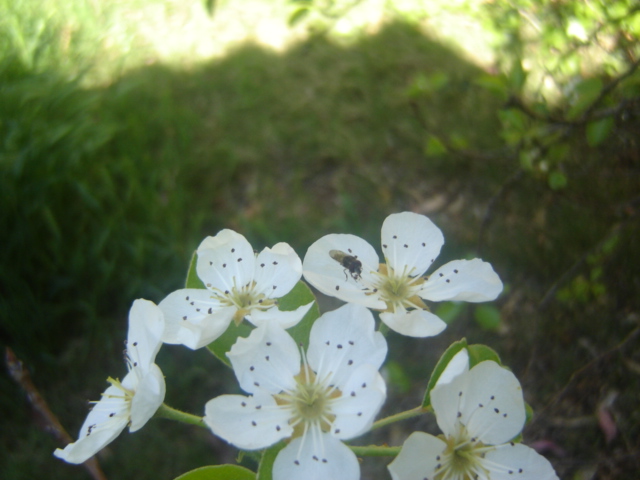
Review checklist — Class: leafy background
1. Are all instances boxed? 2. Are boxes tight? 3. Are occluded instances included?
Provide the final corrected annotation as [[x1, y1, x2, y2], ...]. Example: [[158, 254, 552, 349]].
[[1, 0, 639, 479]]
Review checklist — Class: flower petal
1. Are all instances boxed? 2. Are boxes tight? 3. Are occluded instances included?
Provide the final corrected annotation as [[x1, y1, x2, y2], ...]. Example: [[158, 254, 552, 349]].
[[159, 289, 235, 349], [126, 299, 165, 372], [129, 364, 166, 432], [387, 432, 447, 480], [273, 433, 360, 480], [253, 242, 303, 298], [227, 323, 300, 394], [462, 361, 526, 445], [196, 230, 256, 292], [484, 443, 559, 480], [379, 309, 447, 338], [307, 303, 387, 388], [53, 384, 129, 464], [330, 366, 386, 440], [303, 233, 386, 310], [435, 348, 470, 387], [420, 258, 503, 302], [432, 361, 525, 444], [246, 301, 314, 329], [381, 212, 444, 276], [204, 392, 292, 450]]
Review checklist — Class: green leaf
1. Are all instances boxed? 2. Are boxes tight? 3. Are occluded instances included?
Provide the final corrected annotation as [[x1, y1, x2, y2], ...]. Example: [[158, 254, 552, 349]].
[[467, 344, 501, 367], [185, 250, 206, 289], [206, 281, 319, 366], [434, 301, 466, 324], [257, 442, 287, 480], [474, 74, 508, 100], [288, 7, 310, 27], [424, 135, 447, 156], [173, 465, 256, 480], [509, 61, 527, 92], [203, 0, 217, 17], [586, 116, 614, 147], [277, 280, 320, 347], [473, 304, 502, 331], [548, 171, 568, 190], [422, 338, 468, 408], [567, 78, 603, 119], [206, 320, 253, 367]]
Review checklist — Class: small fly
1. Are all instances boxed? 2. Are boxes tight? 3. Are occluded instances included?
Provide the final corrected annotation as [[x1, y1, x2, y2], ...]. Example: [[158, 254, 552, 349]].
[[329, 249, 363, 281]]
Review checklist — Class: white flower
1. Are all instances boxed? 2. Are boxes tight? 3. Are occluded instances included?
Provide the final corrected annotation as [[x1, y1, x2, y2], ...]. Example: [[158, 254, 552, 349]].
[[388, 361, 559, 480], [303, 212, 503, 337], [54, 299, 166, 464], [204, 303, 388, 480], [160, 229, 313, 349]]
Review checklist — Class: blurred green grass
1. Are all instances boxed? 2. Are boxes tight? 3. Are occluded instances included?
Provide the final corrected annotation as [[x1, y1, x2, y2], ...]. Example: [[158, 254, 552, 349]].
[[2, 1, 639, 479]]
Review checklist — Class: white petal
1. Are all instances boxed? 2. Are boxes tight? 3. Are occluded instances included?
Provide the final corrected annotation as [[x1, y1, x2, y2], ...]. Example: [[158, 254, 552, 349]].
[[159, 289, 235, 349], [435, 348, 470, 387], [379, 309, 447, 338], [302, 233, 386, 310], [330, 366, 386, 440], [198, 229, 245, 251], [126, 299, 165, 372], [196, 230, 256, 292], [273, 433, 359, 480], [387, 432, 447, 480], [432, 361, 525, 444], [252, 242, 302, 298], [246, 301, 314, 329], [204, 393, 292, 450], [381, 212, 444, 276], [420, 258, 503, 302], [53, 384, 129, 464], [129, 364, 165, 432], [307, 303, 387, 388], [484, 443, 559, 480], [227, 323, 300, 394], [462, 361, 526, 445]]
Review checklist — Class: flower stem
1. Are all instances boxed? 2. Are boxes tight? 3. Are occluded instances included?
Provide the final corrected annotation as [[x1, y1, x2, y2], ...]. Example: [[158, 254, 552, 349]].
[[350, 445, 401, 457], [371, 405, 431, 431], [155, 403, 206, 427]]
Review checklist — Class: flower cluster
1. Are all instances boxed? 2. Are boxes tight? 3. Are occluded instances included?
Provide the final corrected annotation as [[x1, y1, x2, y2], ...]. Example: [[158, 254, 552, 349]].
[[55, 212, 558, 480]]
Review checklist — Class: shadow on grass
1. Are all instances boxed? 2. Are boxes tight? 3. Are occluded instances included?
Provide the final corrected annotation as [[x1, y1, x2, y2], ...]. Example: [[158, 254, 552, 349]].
[[2, 19, 639, 480]]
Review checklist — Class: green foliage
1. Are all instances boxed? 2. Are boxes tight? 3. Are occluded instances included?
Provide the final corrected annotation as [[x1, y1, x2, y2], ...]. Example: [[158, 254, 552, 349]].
[[473, 304, 502, 331], [384, 360, 412, 394], [422, 340, 504, 408], [585, 117, 615, 147], [173, 465, 256, 480], [434, 301, 466, 324], [256, 442, 286, 480], [466, 344, 501, 367], [422, 338, 467, 407]]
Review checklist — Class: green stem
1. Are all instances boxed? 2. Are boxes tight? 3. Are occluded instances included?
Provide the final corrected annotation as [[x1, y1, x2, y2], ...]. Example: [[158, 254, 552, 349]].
[[371, 405, 430, 431], [350, 445, 401, 457], [155, 403, 206, 427]]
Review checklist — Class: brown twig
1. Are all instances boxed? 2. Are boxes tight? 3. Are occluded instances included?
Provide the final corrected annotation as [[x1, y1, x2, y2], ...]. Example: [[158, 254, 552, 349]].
[[5, 347, 108, 480]]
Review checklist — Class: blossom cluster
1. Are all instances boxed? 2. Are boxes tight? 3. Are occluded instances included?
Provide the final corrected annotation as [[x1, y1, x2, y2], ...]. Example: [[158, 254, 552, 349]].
[[55, 212, 558, 480]]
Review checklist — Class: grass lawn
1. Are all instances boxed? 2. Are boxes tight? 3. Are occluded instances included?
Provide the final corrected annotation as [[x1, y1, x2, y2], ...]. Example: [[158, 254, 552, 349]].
[[2, 1, 639, 479]]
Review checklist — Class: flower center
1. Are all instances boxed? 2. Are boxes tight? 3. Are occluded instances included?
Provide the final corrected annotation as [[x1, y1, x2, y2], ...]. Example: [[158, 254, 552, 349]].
[[217, 282, 277, 324], [275, 367, 340, 437], [435, 423, 491, 480], [372, 264, 426, 312], [106, 377, 135, 404]]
